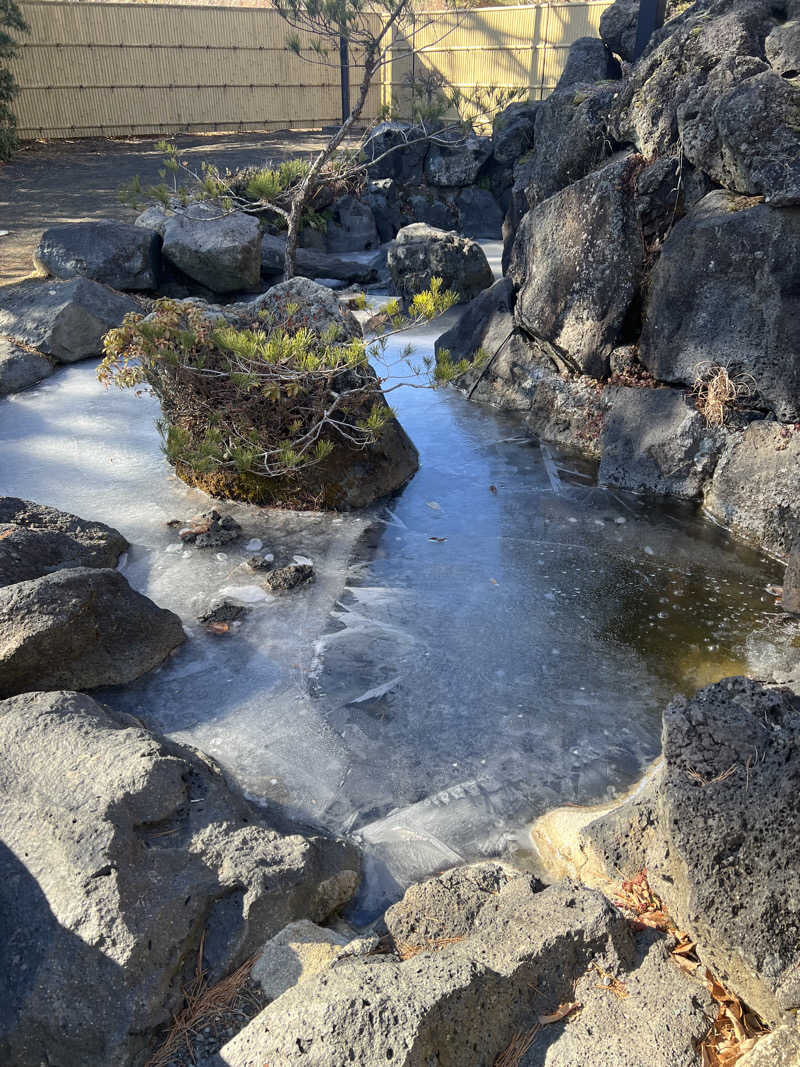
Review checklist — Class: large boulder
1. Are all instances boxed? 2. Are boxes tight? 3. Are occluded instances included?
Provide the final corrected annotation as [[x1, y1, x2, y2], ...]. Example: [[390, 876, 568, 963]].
[[703, 420, 800, 556], [424, 132, 492, 187], [0, 338, 53, 396], [260, 234, 380, 285], [408, 191, 458, 231], [640, 191, 800, 422], [582, 676, 800, 1027], [454, 186, 504, 239], [0, 277, 138, 363], [555, 36, 621, 89], [33, 221, 161, 291], [0, 567, 185, 697], [362, 178, 411, 242], [249, 276, 361, 340], [434, 276, 515, 369], [0, 690, 359, 1067], [599, 386, 724, 500], [682, 70, 800, 206], [526, 82, 617, 208], [210, 875, 711, 1066], [510, 155, 645, 379], [388, 223, 494, 304], [161, 207, 261, 293], [324, 195, 379, 254], [362, 121, 429, 184], [0, 497, 128, 588], [766, 19, 800, 77], [491, 100, 538, 166]]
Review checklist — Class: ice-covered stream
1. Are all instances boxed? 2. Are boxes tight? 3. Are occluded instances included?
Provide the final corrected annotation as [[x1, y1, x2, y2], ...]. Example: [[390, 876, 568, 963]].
[[0, 243, 784, 921]]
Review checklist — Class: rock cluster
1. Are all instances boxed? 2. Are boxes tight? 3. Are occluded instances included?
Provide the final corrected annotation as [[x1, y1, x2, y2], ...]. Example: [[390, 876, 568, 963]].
[[0, 497, 183, 697], [427, 0, 800, 558]]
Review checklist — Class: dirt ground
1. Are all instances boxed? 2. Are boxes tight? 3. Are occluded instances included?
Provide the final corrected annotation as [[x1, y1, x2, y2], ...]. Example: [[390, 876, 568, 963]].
[[0, 130, 335, 285]]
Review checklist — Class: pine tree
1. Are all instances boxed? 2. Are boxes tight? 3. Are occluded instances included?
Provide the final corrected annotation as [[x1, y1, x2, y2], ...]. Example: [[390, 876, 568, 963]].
[[1, 0, 28, 162]]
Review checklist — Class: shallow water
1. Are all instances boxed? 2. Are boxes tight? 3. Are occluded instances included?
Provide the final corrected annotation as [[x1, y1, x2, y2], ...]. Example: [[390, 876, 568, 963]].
[[0, 249, 784, 920]]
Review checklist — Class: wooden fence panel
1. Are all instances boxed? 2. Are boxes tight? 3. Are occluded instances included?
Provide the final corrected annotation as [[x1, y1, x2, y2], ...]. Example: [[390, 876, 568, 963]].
[[11, 0, 611, 140]]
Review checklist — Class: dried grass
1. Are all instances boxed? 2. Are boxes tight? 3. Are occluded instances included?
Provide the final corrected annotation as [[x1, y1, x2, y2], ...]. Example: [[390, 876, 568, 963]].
[[692, 363, 755, 427], [144, 934, 258, 1067], [494, 1025, 540, 1067], [686, 764, 738, 787]]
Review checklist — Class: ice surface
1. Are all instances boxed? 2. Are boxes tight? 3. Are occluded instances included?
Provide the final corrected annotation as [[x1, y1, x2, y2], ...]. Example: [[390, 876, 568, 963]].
[[0, 252, 785, 922]]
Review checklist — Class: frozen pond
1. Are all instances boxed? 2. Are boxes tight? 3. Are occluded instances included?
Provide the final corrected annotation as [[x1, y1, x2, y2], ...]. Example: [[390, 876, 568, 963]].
[[0, 252, 783, 921]]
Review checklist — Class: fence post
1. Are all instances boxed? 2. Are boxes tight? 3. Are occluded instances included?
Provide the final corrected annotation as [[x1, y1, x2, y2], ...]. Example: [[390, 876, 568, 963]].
[[632, 0, 667, 60], [339, 33, 350, 123]]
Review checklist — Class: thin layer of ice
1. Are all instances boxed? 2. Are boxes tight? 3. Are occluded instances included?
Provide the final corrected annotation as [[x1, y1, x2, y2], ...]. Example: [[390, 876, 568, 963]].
[[0, 252, 785, 922]]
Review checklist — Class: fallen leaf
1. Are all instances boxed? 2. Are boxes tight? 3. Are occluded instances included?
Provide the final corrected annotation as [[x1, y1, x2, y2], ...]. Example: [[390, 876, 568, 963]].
[[206, 622, 230, 635], [538, 1002, 580, 1025], [489, 485, 497, 494], [426, 501, 442, 510], [490, 578, 499, 585], [429, 536, 447, 543]]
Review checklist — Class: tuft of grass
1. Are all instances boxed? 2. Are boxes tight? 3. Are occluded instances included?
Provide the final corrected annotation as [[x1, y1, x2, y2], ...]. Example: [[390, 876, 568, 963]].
[[692, 363, 755, 427]]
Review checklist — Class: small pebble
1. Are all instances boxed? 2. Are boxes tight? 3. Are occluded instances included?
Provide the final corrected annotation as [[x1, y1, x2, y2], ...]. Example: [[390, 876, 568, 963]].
[[215, 552, 228, 562], [246, 538, 263, 552]]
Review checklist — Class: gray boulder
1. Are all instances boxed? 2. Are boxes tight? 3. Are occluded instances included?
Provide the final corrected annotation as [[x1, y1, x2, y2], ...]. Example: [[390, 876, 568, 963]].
[[682, 70, 800, 206], [362, 121, 429, 184], [260, 234, 380, 285], [766, 19, 800, 76], [737, 1024, 800, 1066], [640, 191, 800, 421], [582, 676, 800, 1027], [784, 543, 800, 614], [491, 100, 538, 167], [362, 178, 410, 242], [455, 186, 503, 239], [599, 386, 724, 500], [0, 690, 359, 1067], [424, 132, 492, 187], [134, 203, 170, 235], [388, 223, 494, 304], [161, 207, 261, 293], [526, 82, 617, 209], [434, 276, 515, 372], [703, 420, 800, 556], [555, 36, 621, 89], [0, 277, 138, 363], [210, 876, 710, 1067], [0, 567, 185, 697], [407, 191, 458, 231], [510, 155, 645, 379], [33, 221, 161, 291], [249, 277, 361, 340], [0, 338, 53, 396], [0, 497, 128, 588], [325, 196, 379, 254]]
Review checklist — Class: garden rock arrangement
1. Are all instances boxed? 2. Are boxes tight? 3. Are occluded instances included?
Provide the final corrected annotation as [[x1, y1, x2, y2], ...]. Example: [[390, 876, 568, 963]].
[[417, 0, 800, 559], [0, 689, 360, 1067], [0, 497, 184, 697], [206, 870, 713, 1066]]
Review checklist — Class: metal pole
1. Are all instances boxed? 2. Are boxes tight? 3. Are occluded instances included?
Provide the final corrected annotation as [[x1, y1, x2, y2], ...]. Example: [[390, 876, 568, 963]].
[[632, 0, 667, 61], [339, 34, 350, 123]]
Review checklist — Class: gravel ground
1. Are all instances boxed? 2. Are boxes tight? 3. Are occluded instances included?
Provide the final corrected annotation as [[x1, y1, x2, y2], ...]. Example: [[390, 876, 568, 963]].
[[0, 130, 336, 285]]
